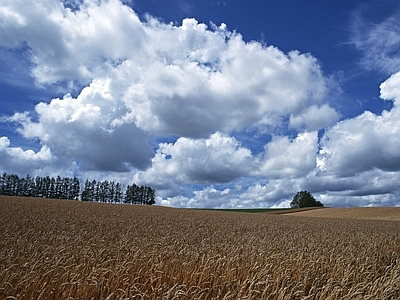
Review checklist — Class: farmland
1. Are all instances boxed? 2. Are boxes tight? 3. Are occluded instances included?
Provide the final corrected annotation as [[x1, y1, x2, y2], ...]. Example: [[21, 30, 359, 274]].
[[1, 196, 400, 299], [286, 207, 400, 221]]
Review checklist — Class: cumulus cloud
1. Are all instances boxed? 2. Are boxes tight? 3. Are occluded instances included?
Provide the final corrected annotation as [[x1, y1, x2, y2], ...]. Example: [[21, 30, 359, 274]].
[[317, 71, 400, 177], [253, 132, 319, 179], [0, 0, 147, 85], [380, 71, 400, 104], [3, 0, 399, 208], [161, 176, 305, 209], [3, 80, 154, 172], [303, 168, 400, 207], [0, 0, 330, 174], [106, 18, 328, 138], [197, 71, 400, 209], [134, 131, 320, 206], [133, 132, 253, 188], [289, 104, 340, 131], [0, 0, 328, 137], [0, 136, 53, 175], [160, 181, 287, 209]]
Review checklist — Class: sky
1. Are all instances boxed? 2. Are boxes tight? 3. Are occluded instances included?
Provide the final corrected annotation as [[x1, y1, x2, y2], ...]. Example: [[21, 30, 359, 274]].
[[1, 0, 400, 208]]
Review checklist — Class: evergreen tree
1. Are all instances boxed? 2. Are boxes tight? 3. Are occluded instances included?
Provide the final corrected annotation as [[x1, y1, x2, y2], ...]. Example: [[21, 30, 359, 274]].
[[72, 177, 80, 200], [0, 173, 6, 195], [133, 184, 142, 204], [55, 176, 62, 199], [34, 176, 42, 197], [23, 174, 35, 197], [114, 182, 123, 203], [92, 180, 100, 202], [124, 184, 133, 204], [81, 179, 91, 201], [0, 171, 155, 205], [146, 187, 156, 205]]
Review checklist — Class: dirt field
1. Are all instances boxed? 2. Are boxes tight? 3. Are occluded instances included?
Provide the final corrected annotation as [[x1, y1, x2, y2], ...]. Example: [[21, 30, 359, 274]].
[[286, 207, 400, 221], [1, 196, 400, 299]]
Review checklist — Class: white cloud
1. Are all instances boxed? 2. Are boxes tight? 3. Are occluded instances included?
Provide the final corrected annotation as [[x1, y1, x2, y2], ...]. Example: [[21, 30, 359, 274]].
[[380, 71, 400, 104], [3, 0, 400, 208], [0, 136, 10, 149], [317, 109, 400, 177], [289, 104, 340, 131], [0, 136, 54, 175], [254, 132, 319, 179], [0, 0, 327, 138], [317, 71, 400, 177], [3, 79, 154, 172], [350, 9, 400, 75], [0, 0, 329, 177], [238, 180, 295, 208], [186, 186, 236, 208], [120, 20, 328, 138], [133, 131, 319, 207], [303, 168, 400, 207], [0, 0, 147, 85], [134, 132, 253, 189], [161, 174, 309, 209]]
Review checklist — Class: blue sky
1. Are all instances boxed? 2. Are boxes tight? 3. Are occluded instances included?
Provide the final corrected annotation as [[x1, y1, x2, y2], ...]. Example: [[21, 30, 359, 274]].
[[1, 0, 400, 207]]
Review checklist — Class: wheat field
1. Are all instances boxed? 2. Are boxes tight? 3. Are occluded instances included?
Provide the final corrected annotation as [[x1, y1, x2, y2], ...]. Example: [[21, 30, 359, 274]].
[[286, 207, 400, 221], [1, 196, 399, 299]]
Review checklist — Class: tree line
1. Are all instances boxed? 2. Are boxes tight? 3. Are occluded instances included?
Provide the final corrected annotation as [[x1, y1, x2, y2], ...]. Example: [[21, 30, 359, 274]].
[[0, 172, 155, 205], [81, 179, 155, 205], [0, 173, 80, 200]]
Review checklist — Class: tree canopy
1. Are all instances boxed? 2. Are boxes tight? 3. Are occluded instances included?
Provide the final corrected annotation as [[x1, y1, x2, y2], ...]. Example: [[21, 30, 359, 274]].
[[290, 191, 323, 208], [0, 172, 156, 205]]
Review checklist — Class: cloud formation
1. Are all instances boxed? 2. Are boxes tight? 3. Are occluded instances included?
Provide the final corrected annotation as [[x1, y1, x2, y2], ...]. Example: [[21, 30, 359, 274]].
[[350, 9, 400, 75], [1, 0, 400, 208], [136, 132, 253, 185], [0, 0, 328, 168], [317, 72, 400, 177], [0, 136, 53, 174]]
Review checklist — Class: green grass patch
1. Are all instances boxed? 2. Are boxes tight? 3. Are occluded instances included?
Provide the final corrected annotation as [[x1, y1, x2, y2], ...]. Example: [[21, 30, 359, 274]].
[[194, 208, 292, 213], [192, 207, 326, 214]]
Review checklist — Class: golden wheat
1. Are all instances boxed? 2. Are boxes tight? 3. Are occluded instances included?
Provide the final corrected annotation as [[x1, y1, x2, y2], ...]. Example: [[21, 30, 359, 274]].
[[287, 207, 400, 221], [1, 196, 399, 299]]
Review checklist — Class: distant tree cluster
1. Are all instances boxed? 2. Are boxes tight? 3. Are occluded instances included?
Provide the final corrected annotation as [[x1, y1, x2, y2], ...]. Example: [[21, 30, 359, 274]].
[[0, 172, 156, 205], [124, 183, 156, 205], [80, 180, 155, 205], [81, 180, 155, 205], [290, 191, 323, 208], [0, 173, 80, 200], [81, 179, 123, 203]]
